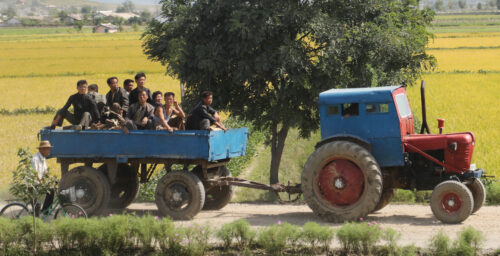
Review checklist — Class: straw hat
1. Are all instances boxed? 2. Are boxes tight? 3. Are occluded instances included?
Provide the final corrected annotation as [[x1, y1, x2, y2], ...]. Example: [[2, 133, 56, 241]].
[[37, 140, 53, 149]]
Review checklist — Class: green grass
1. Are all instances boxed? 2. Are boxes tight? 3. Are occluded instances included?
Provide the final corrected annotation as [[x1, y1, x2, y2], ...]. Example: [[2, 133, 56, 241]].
[[0, 27, 93, 35], [431, 14, 500, 33], [233, 129, 320, 202]]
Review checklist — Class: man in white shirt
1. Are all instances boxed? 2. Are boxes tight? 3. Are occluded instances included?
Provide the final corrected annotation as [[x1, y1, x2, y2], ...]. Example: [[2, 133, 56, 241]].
[[32, 140, 54, 213]]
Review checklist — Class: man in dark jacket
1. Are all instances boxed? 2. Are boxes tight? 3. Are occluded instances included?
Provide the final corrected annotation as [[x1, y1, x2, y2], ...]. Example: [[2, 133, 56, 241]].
[[128, 72, 153, 105], [125, 89, 155, 130], [186, 91, 226, 131], [50, 80, 100, 130], [105, 76, 129, 116]]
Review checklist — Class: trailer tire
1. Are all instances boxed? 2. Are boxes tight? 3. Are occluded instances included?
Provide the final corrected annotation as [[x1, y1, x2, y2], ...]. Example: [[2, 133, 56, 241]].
[[98, 164, 140, 209], [301, 141, 382, 222], [192, 166, 234, 210], [59, 166, 111, 216], [155, 170, 205, 220], [372, 188, 395, 213], [430, 180, 473, 224], [466, 178, 485, 214]]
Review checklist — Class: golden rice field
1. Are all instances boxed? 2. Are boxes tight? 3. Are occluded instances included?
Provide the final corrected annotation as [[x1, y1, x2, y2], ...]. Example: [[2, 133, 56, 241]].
[[0, 20, 499, 188]]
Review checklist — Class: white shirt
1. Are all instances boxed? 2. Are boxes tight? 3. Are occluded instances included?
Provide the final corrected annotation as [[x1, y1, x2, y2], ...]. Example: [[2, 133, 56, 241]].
[[32, 151, 48, 180]]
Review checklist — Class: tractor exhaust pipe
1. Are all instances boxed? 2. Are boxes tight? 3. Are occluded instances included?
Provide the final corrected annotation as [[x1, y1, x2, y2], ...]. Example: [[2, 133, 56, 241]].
[[420, 80, 430, 134]]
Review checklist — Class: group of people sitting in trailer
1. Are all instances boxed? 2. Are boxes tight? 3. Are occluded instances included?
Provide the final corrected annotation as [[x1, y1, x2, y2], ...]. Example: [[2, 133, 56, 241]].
[[48, 72, 227, 133]]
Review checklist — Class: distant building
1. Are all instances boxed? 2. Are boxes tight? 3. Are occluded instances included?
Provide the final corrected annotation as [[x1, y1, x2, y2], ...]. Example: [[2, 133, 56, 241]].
[[64, 14, 83, 24], [7, 18, 21, 26], [95, 10, 139, 20], [93, 23, 118, 33]]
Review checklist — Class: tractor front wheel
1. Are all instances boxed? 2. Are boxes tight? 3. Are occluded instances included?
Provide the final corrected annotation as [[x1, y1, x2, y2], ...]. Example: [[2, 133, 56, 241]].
[[301, 141, 382, 222], [430, 180, 473, 224]]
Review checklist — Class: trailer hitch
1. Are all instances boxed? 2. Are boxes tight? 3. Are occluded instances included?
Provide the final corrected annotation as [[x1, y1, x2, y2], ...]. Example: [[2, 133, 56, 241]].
[[205, 177, 302, 203]]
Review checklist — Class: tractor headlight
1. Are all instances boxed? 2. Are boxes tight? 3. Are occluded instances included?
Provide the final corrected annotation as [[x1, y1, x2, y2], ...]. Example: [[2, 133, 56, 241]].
[[469, 163, 476, 171]]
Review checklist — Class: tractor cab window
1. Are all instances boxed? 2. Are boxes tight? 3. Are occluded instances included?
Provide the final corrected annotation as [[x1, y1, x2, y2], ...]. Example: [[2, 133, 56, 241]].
[[327, 105, 339, 115], [342, 103, 359, 117], [395, 93, 411, 118], [366, 103, 389, 114]]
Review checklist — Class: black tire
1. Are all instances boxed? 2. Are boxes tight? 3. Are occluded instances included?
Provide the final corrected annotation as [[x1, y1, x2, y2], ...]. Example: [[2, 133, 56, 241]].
[[98, 164, 140, 209], [155, 170, 205, 220], [54, 203, 88, 219], [192, 165, 234, 210], [59, 166, 111, 216], [0, 202, 31, 219], [301, 141, 382, 222], [467, 178, 486, 214], [430, 180, 473, 224], [372, 188, 395, 213]]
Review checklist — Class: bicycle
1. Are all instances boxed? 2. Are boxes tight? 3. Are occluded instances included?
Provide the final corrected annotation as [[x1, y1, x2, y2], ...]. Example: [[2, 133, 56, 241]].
[[0, 186, 88, 220]]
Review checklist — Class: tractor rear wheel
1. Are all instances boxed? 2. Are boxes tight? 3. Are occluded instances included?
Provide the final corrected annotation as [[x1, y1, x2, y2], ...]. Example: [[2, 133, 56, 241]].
[[155, 170, 205, 220], [301, 141, 382, 222], [59, 166, 111, 216], [430, 180, 473, 224], [372, 188, 395, 213], [467, 178, 486, 214], [98, 164, 140, 209], [192, 166, 234, 210]]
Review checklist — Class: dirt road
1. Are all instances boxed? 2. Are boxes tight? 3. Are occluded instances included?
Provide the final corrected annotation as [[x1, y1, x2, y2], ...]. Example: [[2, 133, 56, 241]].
[[126, 203, 500, 249]]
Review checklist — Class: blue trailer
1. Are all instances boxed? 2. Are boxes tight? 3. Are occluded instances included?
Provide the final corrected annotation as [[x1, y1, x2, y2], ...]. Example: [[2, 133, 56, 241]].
[[40, 128, 249, 219]]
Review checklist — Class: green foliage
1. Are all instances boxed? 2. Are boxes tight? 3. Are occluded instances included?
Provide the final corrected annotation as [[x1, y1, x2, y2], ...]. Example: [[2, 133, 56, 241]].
[[9, 148, 58, 206], [216, 219, 256, 250], [381, 227, 402, 255], [301, 221, 335, 252], [450, 226, 484, 256], [428, 230, 451, 256], [0, 106, 56, 116], [257, 223, 290, 255], [393, 189, 417, 203], [484, 180, 500, 205], [336, 221, 382, 255], [136, 168, 165, 202]]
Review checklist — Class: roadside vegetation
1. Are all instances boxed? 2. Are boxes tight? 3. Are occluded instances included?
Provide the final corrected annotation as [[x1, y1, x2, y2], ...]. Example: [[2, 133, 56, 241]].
[[0, 217, 496, 255]]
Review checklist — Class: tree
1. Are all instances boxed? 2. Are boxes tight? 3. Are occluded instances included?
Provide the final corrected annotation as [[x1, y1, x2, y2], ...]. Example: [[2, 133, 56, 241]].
[[143, 0, 435, 185], [497, 0, 500, 10], [477, 2, 483, 9], [434, 0, 444, 10], [57, 10, 68, 22], [81, 5, 92, 14], [3, 5, 17, 19], [458, 0, 467, 9], [116, 0, 135, 13], [140, 10, 152, 24], [447, 0, 456, 9]]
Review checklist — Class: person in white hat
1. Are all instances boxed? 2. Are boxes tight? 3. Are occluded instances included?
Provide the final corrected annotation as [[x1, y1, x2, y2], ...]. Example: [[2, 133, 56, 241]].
[[32, 140, 54, 213]]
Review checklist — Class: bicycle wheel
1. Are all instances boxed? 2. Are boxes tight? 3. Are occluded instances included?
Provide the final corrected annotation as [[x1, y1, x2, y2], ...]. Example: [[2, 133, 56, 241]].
[[54, 203, 88, 219], [0, 202, 31, 219]]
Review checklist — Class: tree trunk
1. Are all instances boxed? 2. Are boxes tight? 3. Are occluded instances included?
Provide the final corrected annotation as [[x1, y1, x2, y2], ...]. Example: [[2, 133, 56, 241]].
[[269, 121, 290, 185]]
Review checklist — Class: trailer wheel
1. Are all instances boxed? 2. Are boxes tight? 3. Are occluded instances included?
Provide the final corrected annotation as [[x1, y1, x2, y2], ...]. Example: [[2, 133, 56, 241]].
[[98, 164, 140, 209], [59, 166, 111, 216], [192, 166, 234, 210], [372, 188, 395, 213], [301, 141, 382, 222], [430, 180, 473, 224], [467, 178, 486, 214], [155, 170, 205, 220]]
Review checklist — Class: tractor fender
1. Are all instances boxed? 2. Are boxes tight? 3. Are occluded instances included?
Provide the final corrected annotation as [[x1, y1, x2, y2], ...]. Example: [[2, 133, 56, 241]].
[[315, 135, 372, 151]]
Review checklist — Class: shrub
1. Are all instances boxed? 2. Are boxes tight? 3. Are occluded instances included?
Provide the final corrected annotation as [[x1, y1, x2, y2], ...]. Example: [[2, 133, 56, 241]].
[[428, 230, 451, 256], [415, 191, 432, 203], [336, 221, 382, 255], [99, 215, 134, 254], [381, 227, 402, 254], [257, 223, 292, 255], [393, 189, 416, 203], [485, 181, 500, 205], [300, 221, 334, 252], [165, 224, 211, 256], [216, 219, 256, 250], [450, 226, 483, 256]]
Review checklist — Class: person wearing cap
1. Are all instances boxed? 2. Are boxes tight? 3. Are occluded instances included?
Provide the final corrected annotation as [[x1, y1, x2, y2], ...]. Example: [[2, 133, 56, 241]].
[[32, 140, 54, 213]]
